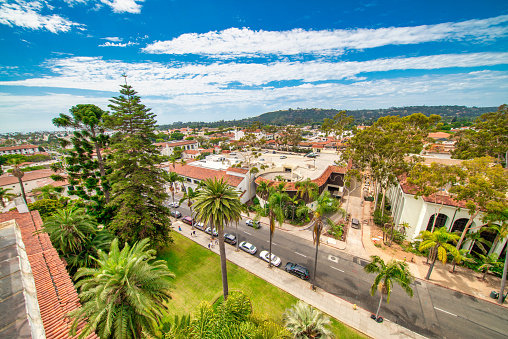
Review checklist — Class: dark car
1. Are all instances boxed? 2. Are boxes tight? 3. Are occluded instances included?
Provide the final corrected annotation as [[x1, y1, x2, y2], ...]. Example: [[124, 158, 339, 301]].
[[224, 233, 237, 245], [285, 262, 310, 280], [351, 218, 360, 229], [182, 216, 193, 225], [171, 211, 182, 218]]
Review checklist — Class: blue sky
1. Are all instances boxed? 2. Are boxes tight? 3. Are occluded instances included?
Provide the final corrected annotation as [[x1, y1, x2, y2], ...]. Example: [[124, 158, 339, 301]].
[[1, 0, 507, 132]]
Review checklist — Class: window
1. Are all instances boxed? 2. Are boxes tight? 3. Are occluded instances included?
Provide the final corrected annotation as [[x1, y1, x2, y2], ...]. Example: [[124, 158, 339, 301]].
[[451, 218, 468, 234], [186, 178, 192, 183], [426, 213, 448, 231]]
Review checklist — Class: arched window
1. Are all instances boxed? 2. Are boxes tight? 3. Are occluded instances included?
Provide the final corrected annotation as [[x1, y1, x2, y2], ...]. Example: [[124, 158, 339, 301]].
[[471, 227, 498, 255], [426, 213, 448, 231], [451, 218, 469, 234]]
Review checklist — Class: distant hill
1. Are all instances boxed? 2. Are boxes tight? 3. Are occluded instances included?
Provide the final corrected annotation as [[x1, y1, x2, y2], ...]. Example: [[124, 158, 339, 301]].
[[158, 105, 499, 129]]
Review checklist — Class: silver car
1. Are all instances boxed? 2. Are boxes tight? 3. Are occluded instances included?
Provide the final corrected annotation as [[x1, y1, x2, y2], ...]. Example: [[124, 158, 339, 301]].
[[239, 241, 257, 255], [259, 250, 281, 267]]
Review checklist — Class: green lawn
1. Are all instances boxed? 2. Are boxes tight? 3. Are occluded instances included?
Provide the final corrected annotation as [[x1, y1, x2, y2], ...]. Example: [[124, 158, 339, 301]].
[[158, 232, 368, 339]]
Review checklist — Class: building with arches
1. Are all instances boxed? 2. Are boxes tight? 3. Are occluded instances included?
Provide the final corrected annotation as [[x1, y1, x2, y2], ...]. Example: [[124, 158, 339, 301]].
[[386, 177, 507, 257]]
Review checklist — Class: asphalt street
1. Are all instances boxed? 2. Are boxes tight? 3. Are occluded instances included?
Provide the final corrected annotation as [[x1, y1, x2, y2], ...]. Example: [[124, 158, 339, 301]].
[[172, 203, 508, 339]]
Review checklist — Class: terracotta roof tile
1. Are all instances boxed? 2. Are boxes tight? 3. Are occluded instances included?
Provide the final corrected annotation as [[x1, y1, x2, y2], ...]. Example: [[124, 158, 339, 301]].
[[0, 168, 55, 186], [227, 167, 249, 174], [0, 211, 98, 339], [167, 164, 243, 187], [0, 144, 39, 152]]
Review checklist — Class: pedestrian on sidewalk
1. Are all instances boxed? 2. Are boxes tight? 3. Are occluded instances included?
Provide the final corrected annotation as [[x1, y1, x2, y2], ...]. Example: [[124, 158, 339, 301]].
[[178, 226, 182, 231], [208, 243, 211, 249], [215, 238, 218, 245]]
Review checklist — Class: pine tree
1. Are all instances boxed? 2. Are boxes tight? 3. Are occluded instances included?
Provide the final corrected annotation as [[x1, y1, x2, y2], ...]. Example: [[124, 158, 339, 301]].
[[106, 78, 172, 247]]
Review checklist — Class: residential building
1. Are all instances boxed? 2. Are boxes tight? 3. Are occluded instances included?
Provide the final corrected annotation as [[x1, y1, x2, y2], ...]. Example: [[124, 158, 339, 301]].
[[155, 140, 199, 157], [0, 144, 39, 156]]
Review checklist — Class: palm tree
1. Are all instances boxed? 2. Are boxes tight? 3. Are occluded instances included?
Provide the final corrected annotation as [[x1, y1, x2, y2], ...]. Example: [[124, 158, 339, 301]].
[[275, 174, 285, 182], [466, 229, 492, 254], [450, 249, 475, 273], [169, 155, 179, 169], [417, 227, 460, 280], [477, 253, 503, 280], [364, 255, 414, 320], [39, 207, 97, 255], [283, 300, 333, 339], [32, 184, 64, 200], [65, 227, 113, 273], [179, 187, 198, 219], [287, 195, 301, 221], [7, 158, 27, 203], [193, 178, 243, 300], [69, 238, 174, 339], [248, 166, 259, 204], [168, 171, 183, 204], [264, 189, 285, 268], [256, 180, 271, 213], [311, 191, 340, 290], [295, 178, 318, 205], [0, 188, 15, 208]]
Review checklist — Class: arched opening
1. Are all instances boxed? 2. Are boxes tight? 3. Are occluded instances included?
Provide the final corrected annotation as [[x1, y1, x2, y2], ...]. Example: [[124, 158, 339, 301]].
[[451, 218, 469, 234], [471, 227, 498, 255], [426, 213, 448, 231]]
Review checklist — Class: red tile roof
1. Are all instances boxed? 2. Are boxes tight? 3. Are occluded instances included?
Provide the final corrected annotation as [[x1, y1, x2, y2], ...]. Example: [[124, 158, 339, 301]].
[[0, 144, 38, 152], [227, 167, 249, 174], [0, 168, 55, 186], [167, 163, 243, 187], [0, 211, 98, 339], [398, 175, 467, 208], [183, 150, 199, 155], [154, 140, 198, 148]]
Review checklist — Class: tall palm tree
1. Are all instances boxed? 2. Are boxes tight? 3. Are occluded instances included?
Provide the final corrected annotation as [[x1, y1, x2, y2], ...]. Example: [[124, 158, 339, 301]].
[[39, 207, 97, 255], [256, 180, 271, 213], [248, 166, 259, 204], [0, 188, 15, 208], [32, 184, 64, 200], [286, 195, 301, 221], [283, 300, 333, 339], [295, 178, 318, 205], [69, 238, 174, 339], [7, 158, 27, 203], [179, 187, 198, 219], [364, 255, 414, 320], [311, 191, 340, 290], [193, 178, 243, 300], [168, 171, 183, 204], [418, 227, 460, 280], [264, 189, 285, 268]]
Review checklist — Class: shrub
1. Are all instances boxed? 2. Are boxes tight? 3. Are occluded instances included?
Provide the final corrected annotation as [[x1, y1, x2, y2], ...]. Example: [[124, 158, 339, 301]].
[[373, 209, 390, 226]]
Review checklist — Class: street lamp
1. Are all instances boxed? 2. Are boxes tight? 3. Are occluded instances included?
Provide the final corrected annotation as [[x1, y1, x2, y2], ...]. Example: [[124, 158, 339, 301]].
[[343, 179, 358, 218]]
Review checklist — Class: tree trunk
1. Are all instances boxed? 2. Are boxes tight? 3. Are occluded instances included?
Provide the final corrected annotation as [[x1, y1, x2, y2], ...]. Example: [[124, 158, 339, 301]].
[[380, 188, 386, 218], [92, 134, 110, 203], [217, 225, 229, 300], [373, 179, 379, 211], [268, 226, 273, 269], [375, 293, 383, 319], [483, 269, 488, 280], [312, 225, 321, 290], [456, 211, 479, 250], [17, 177, 27, 204], [425, 246, 439, 280], [498, 247, 508, 304]]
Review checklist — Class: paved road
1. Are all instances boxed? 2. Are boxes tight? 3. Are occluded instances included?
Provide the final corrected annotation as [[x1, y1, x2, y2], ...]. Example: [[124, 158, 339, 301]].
[[172, 203, 508, 339]]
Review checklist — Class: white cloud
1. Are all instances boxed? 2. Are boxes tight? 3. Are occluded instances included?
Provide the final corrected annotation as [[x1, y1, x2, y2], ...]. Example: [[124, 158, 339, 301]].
[[99, 41, 138, 47], [143, 15, 508, 56], [100, 0, 144, 14], [102, 36, 122, 42], [0, 0, 83, 33]]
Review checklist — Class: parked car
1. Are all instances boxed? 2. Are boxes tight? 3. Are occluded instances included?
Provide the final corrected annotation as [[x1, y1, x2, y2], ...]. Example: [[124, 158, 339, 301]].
[[305, 152, 318, 158], [246, 219, 261, 228], [182, 216, 193, 225], [259, 158, 265, 161], [169, 202, 179, 208], [193, 221, 205, 230], [351, 218, 360, 229], [224, 233, 237, 245], [280, 155, 287, 159], [263, 150, 269, 153], [239, 241, 257, 254], [285, 262, 310, 280], [259, 250, 281, 267], [205, 227, 218, 237], [171, 211, 182, 218]]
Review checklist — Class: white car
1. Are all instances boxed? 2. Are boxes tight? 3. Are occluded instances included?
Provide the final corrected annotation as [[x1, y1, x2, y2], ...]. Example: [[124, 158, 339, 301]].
[[259, 250, 281, 267], [168, 202, 179, 208], [239, 241, 257, 255], [246, 219, 261, 228]]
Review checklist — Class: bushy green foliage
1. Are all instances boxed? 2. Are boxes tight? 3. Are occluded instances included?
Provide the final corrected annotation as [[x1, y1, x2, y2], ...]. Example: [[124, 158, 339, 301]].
[[28, 199, 65, 220], [373, 209, 391, 225]]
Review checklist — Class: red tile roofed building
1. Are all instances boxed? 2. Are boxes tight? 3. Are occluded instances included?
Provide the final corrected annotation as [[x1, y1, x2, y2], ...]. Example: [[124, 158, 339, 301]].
[[0, 169, 69, 198], [0, 210, 97, 339], [0, 144, 39, 156], [154, 140, 199, 157]]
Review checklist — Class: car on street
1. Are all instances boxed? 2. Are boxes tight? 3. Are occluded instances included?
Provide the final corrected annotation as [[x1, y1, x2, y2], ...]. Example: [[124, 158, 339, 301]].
[[259, 250, 282, 267], [193, 221, 205, 230], [168, 202, 179, 208], [259, 158, 265, 161], [224, 233, 237, 245], [182, 216, 193, 225], [351, 218, 360, 229], [171, 210, 182, 218], [246, 219, 261, 228], [263, 150, 269, 153], [239, 241, 257, 254], [280, 155, 287, 159], [205, 227, 218, 237], [305, 152, 318, 158], [285, 262, 310, 280]]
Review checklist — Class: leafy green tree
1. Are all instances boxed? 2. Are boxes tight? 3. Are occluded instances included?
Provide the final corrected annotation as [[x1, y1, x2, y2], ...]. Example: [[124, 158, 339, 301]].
[[364, 255, 414, 320], [164, 292, 290, 339], [69, 238, 174, 339], [170, 131, 185, 140], [193, 178, 243, 300], [0, 188, 15, 208], [310, 191, 341, 290], [283, 300, 333, 339], [105, 80, 172, 247], [32, 184, 64, 200], [453, 104, 508, 167], [417, 227, 460, 280], [27, 198, 66, 220], [476, 253, 503, 280], [7, 158, 27, 203], [168, 171, 183, 205], [53, 104, 112, 223], [295, 178, 318, 205], [321, 110, 354, 154]]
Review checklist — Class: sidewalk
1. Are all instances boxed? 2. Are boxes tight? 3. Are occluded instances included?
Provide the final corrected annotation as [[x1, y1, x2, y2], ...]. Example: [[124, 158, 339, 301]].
[[174, 219, 426, 339]]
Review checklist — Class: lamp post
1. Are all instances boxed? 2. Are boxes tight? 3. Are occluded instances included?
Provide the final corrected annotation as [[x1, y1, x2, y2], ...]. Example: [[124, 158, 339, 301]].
[[344, 178, 358, 218]]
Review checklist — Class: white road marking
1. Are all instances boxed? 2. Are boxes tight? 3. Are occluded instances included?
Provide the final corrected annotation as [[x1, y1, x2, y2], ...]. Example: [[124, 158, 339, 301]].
[[434, 307, 457, 317], [295, 252, 307, 257], [328, 254, 339, 263], [266, 241, 277, 245], [330, 266, 344, 272], [244, 231, 251, 235]]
